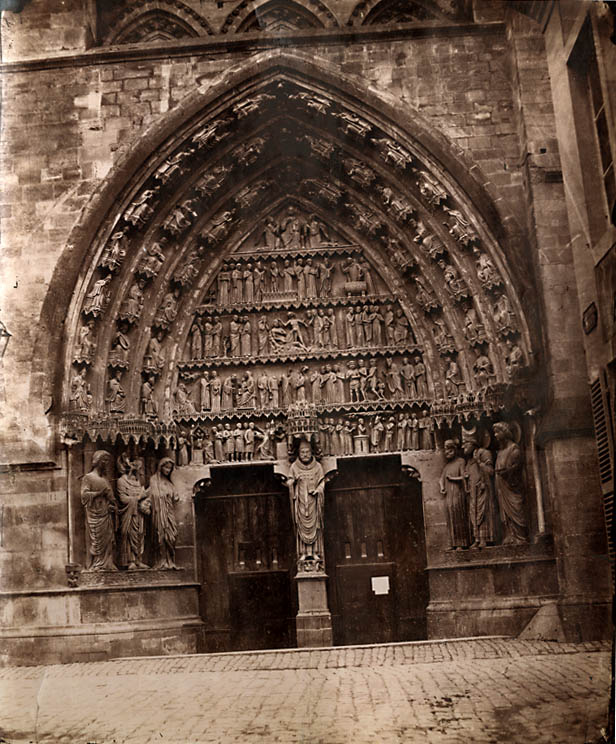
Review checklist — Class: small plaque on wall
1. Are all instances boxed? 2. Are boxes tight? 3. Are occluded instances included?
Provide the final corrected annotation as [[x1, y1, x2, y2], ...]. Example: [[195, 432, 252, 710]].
[[583, 302, 598, 335], [371, 576, 390, 595]]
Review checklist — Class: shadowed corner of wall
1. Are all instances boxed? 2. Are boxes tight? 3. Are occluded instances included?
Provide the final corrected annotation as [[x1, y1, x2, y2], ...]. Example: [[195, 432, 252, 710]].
[[517, 601, 566, 642]]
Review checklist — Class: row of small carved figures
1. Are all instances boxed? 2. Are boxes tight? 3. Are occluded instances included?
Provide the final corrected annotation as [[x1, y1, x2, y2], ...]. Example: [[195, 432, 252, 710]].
[[212, 253, 376, 305], [184, 307, 415, 363], [83, 234, 512, 346], [177, 412, 437, 465], [171, 358, 430, 416]]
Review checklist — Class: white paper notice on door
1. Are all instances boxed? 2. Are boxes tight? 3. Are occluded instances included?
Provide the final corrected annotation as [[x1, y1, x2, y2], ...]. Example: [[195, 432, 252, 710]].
[[371, 576, 390, 595]]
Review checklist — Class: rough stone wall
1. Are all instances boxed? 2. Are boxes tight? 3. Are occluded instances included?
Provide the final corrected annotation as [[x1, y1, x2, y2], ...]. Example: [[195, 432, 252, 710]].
[[0, 465, 67, 592]]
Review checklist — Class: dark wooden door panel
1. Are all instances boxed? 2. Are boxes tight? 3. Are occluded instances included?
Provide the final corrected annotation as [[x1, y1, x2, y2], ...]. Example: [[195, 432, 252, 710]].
[[326, 457, 428, 646], [229, 571, 293, 650], [195, 464, 294, 653], [336, 562, 397, 645]]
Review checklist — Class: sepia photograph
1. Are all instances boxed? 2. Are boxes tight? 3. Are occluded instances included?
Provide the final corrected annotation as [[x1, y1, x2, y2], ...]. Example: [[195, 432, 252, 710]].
[[0, 0, 614, 741]]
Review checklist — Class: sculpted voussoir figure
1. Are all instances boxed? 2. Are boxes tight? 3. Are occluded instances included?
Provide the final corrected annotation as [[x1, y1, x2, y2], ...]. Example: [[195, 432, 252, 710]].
[[287, 439, 325, 570], [81, 450, 118, 571], [147, 457, 181, 570]]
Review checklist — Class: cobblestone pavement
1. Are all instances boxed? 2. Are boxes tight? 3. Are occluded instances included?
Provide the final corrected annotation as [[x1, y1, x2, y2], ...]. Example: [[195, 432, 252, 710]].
[[0, 638, 612, 744]]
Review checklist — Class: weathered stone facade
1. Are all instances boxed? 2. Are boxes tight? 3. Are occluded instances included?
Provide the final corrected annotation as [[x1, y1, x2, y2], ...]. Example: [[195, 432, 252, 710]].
[[0, 0, 613, 665]]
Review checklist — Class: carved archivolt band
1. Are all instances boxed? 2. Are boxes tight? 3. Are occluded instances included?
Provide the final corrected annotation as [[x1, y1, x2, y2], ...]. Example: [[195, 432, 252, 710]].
[[64, 72, 533, 442]]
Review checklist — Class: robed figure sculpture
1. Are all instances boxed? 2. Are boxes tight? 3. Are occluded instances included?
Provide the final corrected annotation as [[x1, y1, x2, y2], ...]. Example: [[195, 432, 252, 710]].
[[439, 439, 470, 551], [287, 439, 325, 570], [493, 422, 528, 544], [462, 428, 496, 548], [147, 457, 180, 569], [81, 450, 118, 571], [117, 456, 151, 570]]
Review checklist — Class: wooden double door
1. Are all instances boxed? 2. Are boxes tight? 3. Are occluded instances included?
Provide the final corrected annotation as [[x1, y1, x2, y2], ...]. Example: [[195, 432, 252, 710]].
[[195, 456, 428, 652]]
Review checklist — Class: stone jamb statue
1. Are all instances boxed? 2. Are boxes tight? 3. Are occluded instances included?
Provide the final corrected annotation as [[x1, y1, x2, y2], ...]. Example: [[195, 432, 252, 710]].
[[117, 455, 151, 570], [462, 427, 496, 548], [80, 450, 118, 571], [439, 438, 470, 551], [147, 457, 181, 569], [286, 438, 326, 572], [493, 421, 528, 544]]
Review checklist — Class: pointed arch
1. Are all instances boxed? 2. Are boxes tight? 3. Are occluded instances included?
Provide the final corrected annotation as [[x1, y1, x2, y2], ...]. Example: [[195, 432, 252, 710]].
[[347, 0, 470, 26], [33, 50, 539, 443], [221, 0, 339, 34], [237, 0, 325, 32], [102, 1, 213, 46]]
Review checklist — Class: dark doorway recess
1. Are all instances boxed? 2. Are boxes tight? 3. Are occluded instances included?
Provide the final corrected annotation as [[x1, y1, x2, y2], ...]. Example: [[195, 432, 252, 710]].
[[325, 456, 429, 646], [195, 464, 296, 653]]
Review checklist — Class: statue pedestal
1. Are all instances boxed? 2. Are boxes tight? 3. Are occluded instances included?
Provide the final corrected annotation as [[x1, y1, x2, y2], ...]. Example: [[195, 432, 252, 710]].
[[295, 571, 333, 648]]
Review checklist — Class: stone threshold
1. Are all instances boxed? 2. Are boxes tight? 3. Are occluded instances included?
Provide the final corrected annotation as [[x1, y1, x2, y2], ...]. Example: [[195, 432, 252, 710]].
[[111, 636, 612, 672], [116, 634, 511, 662]]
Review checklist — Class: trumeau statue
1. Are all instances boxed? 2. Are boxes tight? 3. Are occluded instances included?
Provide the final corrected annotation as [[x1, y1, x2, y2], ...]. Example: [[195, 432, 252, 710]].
[[286, 439, 325, 571], [147, 458, 181, 570], [81, 450, 117, 571], [117, 456, 151, 570]]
